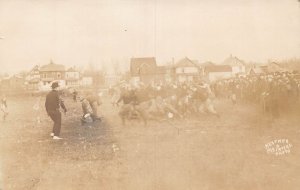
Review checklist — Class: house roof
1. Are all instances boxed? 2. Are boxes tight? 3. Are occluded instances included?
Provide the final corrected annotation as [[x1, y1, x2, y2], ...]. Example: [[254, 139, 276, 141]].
[[205, 65, 232, 72], [223, 55, 246, 66], [267, 62, 286, 72], [175, 57, 199, 68], [130, 57, 157, 76], [40, 62, 65, 72]]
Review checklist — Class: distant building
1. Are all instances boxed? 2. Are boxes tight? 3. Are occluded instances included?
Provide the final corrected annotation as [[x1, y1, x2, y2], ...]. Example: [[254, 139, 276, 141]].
[[205, 65, 232, 82], [65, 67, 80, 87], [40, 61, 65, 86], [0, 78, 9, 90], [279, 59, 300, 72], [105, 74, 121, 87], [25, 65, 40, 90], [174, 57, 201, 83], [130, 57, 157, 84], [223, 55, 246, 76], [267, 62, 286, 73], [1, 75, 26, 90], [248, 62, 285, 75], [80, 75, 93, 87], [248, 67, 266, 75], [155, 66, 168, 83], [164, 65, 176, 83]]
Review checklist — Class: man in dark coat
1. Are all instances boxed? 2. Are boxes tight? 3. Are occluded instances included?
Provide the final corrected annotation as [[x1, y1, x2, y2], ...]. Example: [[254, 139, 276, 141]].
[[45, 82, 67, 140]]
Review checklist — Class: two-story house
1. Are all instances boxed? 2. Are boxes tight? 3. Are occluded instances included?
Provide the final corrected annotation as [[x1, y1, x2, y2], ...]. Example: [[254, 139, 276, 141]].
[[39, 61, 66, 90], [223, 55, 246, 76], [65, 67, 80, 87], [40, 61, 65, 85], [130, 57, 157, 84], [174, 57, 201, 83]]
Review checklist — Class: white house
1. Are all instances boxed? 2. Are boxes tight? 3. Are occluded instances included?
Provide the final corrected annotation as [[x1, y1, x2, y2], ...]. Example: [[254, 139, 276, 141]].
[[65, 67, 80, 87], [223, 55, 246, 76], [39, 61, 66, 85]]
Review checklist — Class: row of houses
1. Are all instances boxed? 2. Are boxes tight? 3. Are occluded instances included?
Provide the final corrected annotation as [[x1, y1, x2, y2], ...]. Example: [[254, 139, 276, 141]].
[[26, 62, 98, 90], [129, 55, 243, 84], [1, 56, 294, 91], [129, 55, 291, 84], [0, 61, 121, 91]]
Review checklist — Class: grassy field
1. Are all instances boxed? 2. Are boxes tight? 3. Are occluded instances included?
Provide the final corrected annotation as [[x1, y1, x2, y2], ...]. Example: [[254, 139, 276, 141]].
[[0, 95, 299, 190]]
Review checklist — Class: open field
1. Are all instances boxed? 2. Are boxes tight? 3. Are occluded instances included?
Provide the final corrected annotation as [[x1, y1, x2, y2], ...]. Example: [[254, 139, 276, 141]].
[[0, 95, 300, 190]]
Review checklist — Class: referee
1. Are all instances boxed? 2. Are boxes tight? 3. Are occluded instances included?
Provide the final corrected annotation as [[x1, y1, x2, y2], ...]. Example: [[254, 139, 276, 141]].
[[45, 82, 67, 140]]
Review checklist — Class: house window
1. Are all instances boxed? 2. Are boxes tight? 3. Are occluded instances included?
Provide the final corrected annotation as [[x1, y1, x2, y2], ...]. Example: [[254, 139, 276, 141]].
[[57, 73, 61, 78]]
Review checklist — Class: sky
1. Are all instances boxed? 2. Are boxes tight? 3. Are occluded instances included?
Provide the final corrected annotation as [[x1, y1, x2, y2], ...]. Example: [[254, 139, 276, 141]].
[[0, 0, 299, 74]]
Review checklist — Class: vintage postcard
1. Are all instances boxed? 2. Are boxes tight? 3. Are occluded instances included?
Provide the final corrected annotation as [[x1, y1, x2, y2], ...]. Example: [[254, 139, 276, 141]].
[[0, 0, 299, 189]]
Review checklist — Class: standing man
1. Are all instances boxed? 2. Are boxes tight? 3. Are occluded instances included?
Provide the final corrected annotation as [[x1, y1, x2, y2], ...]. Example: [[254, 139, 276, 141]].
[[45, 82, 67, 140]]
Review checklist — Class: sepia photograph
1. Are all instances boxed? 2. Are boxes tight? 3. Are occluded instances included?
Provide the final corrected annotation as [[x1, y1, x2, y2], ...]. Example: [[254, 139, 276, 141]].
[[0, 0, 300, 189]]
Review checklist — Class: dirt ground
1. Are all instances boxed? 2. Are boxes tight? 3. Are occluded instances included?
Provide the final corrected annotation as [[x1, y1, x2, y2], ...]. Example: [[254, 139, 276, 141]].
[[0, 95, 299, 190]]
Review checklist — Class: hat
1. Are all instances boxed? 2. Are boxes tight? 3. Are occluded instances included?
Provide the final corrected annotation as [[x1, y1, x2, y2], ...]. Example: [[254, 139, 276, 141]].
[[51, 82, 59, 89]]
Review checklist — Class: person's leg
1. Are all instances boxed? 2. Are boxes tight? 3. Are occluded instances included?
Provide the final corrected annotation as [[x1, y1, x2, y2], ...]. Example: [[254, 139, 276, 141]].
[[92, 102, 98, 117], [91, 103, 101, 121], [81, 114, 85, 125], [91, 113, 100, 122], [52, 112, 62, 136], [136, 105, 148, 125], [48, 113, 56, 133]]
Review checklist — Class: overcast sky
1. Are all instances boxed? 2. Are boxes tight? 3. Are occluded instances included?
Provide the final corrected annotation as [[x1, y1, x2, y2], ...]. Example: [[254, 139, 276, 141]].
[[0, 0, 299, 74]]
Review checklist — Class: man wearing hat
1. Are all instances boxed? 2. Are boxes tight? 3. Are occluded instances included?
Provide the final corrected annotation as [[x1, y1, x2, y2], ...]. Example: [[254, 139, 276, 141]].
[[45, 82, 67, 140]]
